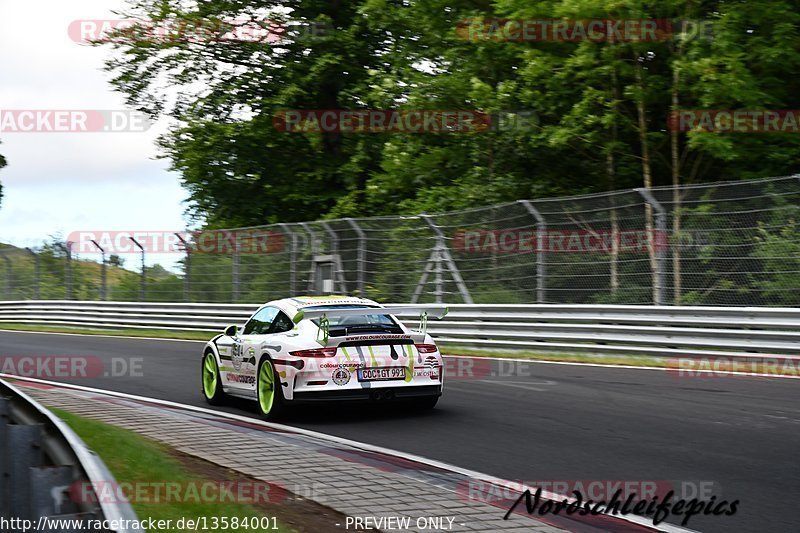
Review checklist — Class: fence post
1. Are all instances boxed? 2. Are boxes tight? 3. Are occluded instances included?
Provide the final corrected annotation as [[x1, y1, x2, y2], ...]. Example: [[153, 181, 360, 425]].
[[90, 240, 107, 301], [319, 221, 347, 294], [65, 241, 73, 300], [174, 233, 191, 302], [345, 218, 366, 297], [231, 231, 240, 302], [300, 223, 318, 293], [1, 254, 10, 299], [128, 237, 145, 301], [24, 248, 39, 300], [279, 224, 298, 296], [635, 188, 667, 305], [519, 200, 546, 303]]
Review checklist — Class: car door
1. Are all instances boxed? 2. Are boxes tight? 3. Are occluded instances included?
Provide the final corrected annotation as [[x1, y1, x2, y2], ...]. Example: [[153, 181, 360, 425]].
[[224, 306, 279, 393]]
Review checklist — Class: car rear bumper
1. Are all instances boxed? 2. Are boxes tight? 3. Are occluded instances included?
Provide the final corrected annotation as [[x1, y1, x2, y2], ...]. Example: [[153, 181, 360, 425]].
[[292, 384, 441, 402]]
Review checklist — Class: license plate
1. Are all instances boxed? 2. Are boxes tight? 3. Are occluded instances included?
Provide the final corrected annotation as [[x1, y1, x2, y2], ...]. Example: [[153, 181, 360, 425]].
[[358, 367, 406, 381]]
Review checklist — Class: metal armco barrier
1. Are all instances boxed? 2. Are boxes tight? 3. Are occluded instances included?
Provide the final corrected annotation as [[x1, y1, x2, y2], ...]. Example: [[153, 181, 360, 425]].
[[0, 378, 143, 532], [1, 300, 799, 359]]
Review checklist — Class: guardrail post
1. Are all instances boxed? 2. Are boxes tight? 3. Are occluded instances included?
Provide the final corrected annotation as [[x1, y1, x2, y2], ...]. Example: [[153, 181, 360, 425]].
[[24, 248, 39, 300], [279, 224, 298, 296], [636, 188, 667, 305], [519, 200, 546, 303], [345, 218, 366, 296]]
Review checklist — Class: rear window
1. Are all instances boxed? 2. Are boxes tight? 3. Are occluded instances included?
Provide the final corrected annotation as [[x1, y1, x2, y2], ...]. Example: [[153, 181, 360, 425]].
[[305, 304, 402, 334]]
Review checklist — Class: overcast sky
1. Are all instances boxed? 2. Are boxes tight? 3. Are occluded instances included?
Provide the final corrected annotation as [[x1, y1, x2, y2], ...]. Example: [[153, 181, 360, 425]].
[[0, 0, 189, 268]]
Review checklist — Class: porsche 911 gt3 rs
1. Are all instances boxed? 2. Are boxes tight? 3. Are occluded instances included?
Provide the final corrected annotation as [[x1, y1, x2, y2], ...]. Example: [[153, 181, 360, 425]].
[[201, 296, 447, 419]]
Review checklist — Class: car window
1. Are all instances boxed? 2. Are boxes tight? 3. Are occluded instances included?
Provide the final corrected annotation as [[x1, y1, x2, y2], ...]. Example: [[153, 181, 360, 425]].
[[306, 304, 402, 333], [270, 311, 295, 334], [243, 306, 279, 335]]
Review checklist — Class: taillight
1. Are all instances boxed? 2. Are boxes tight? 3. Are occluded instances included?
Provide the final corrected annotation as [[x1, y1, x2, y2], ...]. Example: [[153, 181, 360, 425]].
[[290, 347, 337, 358], [415, 344, 438, 354]]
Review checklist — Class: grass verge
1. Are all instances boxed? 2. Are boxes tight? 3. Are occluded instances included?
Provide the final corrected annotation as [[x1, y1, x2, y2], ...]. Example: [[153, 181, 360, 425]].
[[50, 407, 295, 533]]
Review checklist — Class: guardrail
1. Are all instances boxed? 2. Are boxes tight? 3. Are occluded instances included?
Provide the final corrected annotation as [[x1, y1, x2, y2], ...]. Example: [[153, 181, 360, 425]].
[[1, 300, 799, 359], [0, 377, 143, 532]]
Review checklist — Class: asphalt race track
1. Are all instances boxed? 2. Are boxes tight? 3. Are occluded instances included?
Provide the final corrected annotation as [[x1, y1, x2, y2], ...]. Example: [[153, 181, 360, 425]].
[[1, 330, 797, 533]]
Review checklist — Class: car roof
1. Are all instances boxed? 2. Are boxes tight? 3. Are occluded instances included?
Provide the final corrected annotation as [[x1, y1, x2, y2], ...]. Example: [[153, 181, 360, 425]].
[[266, 295, 382, 316]]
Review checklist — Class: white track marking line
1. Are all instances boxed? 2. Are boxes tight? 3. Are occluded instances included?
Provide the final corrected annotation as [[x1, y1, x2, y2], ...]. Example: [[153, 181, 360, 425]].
[[1, 328, 796, 379], [1, 373, 692, 533]]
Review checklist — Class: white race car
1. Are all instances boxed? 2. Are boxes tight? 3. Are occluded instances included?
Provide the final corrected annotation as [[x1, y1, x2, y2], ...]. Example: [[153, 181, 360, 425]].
[[201, 296, 447, 419]]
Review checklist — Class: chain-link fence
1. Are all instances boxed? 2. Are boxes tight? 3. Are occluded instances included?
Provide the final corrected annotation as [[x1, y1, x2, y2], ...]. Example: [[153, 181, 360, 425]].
[[2, 175, 799, 306]]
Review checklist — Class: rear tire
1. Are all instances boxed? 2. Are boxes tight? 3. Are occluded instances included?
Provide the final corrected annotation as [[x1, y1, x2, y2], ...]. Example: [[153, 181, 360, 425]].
[[256, 357, 287, 420], [202, 350, 225, 405]]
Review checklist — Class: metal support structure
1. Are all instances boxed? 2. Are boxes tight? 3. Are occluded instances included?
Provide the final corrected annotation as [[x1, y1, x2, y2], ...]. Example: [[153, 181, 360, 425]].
[[412, 215, 473, 304], [231, 231, 240, 302], [519, 200, 547, 304], [345, 218, 366, 296], [128, 237, 145, 302], [279, 224, 298, 296], [174, 233, 191, 302], [1, 254, 10, 299], [318, 222, 348, 294], [635, 188, 667, 305], [24, 248, 40, 299], [300, 223, 318, 293], [90, 240, 107, 300]]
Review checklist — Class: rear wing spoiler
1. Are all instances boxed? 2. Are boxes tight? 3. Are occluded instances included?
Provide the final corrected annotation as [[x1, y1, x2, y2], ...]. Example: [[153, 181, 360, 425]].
[[292, 305, 448, 346]]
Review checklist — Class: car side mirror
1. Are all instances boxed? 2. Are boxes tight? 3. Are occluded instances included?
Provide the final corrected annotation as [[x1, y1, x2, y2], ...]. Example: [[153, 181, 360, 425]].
[[224, 325, 238, 337]]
